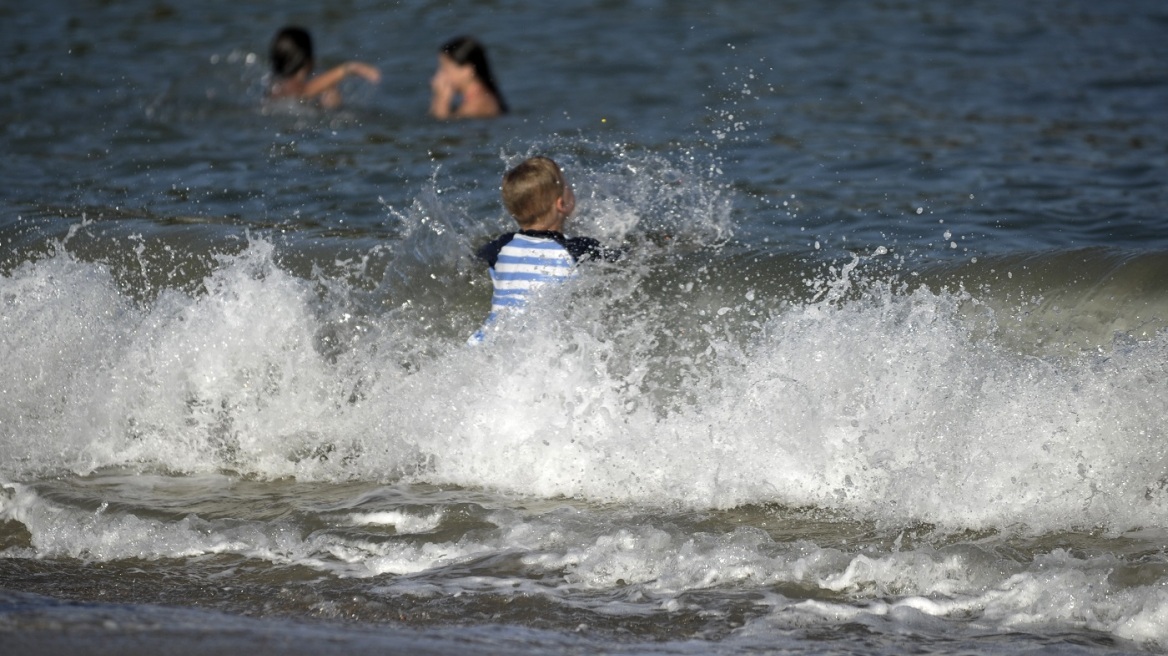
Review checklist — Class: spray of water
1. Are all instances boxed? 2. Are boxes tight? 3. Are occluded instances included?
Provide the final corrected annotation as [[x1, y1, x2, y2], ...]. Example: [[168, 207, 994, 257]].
[[2, 150, 1166, 537]]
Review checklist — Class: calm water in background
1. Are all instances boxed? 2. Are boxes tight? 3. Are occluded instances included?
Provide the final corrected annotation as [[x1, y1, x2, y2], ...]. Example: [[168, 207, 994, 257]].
[[2, 1, 1168, 654]]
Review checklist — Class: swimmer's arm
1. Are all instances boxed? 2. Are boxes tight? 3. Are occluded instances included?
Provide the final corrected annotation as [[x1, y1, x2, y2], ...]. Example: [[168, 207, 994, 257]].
[[430, 72, 455, 118], [303, 62, 381, 98]]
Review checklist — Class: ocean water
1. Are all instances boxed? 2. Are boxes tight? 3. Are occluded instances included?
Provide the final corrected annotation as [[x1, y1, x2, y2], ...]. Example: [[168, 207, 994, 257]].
[[2, 1, 1168, 654]]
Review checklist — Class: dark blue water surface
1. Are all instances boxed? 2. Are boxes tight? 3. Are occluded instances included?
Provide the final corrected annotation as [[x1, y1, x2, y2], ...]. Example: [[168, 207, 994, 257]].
[[3, 0, 1164, 258]]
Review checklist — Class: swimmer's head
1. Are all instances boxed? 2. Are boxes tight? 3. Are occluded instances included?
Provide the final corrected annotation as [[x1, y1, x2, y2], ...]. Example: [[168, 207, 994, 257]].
[[440, 35, 508, 113], [270, 26, 313, 79]]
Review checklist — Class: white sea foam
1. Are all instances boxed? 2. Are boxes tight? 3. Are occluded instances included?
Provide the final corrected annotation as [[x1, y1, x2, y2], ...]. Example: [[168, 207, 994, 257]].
[[737, 550, 1168, 649], [5, 471, 1168, 649], [348, 510, 444, 534], [2, 235, 1167, 536]]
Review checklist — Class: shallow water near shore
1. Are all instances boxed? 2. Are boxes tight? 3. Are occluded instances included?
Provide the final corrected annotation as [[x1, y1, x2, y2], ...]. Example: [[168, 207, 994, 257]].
[[3, 0, 1168, 654]]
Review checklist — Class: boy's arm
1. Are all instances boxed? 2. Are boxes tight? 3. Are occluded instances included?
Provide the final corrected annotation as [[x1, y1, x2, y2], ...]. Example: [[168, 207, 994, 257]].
[[564, 237, 622, 263], [476, 233, 516, 268]]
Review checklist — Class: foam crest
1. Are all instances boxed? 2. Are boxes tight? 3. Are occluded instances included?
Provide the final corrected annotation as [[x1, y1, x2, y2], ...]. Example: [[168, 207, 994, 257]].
[[739, 549, 1168, 650], [700, 283, 1168, 532], [348, 510, 444, 534], [364, 264, 1168, 533], [0, 240, 419, 480], [316, 533, 492, 577], [0, 249, 136, 467], [5, 474, 1167, 648], [0, 481, 294, 561]]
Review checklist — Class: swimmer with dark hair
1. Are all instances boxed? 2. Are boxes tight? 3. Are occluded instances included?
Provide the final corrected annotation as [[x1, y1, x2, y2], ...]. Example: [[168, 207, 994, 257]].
[[430, 35, 507, 119], [267, 26, 380, 109]]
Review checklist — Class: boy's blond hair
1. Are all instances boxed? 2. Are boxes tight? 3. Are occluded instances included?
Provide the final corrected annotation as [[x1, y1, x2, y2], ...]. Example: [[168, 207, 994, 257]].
[[501, 156, 565, 227]]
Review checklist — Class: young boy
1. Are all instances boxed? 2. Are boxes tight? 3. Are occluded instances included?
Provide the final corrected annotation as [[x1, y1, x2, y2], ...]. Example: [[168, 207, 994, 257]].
[[469, 156, 615, 343]]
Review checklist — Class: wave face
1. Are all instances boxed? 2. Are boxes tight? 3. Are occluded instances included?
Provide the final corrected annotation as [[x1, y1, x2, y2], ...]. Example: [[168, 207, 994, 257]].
[[4, 194, 1168, 537]]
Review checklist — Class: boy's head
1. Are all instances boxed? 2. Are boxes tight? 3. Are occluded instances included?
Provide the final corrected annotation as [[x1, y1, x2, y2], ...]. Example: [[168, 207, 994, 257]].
[[501, 156, 574, 229]]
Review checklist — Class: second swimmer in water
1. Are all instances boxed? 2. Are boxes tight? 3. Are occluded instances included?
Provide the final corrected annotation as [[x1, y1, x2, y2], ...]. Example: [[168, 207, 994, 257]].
[[430, 36, 507, 119], [267, 26, 380, 110]]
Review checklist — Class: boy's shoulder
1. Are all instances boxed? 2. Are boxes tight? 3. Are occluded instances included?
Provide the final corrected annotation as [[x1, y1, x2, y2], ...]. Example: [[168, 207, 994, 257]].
[[475, 231, 620, 267], [475, 231, 564, 267], [475, 232, 519, 267], [559, 235, 605, 261]]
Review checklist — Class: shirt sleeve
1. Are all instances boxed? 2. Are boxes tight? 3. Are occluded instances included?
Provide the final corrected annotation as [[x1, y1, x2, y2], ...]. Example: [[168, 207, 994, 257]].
[[563, 236, 623, 263], [475, 233, 516, 268]]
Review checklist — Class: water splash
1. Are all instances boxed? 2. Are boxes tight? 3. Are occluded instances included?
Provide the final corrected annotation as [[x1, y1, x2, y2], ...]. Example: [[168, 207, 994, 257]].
[[2, 156, 1167, 536]]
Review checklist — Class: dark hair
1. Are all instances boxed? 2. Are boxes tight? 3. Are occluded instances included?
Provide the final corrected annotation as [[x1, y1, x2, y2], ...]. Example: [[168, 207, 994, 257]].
[[441, 36, 508, 113], [270, 26, 313, 79]]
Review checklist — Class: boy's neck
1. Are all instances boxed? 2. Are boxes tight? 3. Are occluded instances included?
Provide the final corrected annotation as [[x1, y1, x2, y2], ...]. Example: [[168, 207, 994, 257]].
[[519, 228, 564, 237], [523, 214, 564, 233]]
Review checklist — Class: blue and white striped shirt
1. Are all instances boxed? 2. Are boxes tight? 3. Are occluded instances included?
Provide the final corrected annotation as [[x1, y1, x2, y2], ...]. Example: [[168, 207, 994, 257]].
[[488, 233, 576, 315], [469, 230, 613, 343]]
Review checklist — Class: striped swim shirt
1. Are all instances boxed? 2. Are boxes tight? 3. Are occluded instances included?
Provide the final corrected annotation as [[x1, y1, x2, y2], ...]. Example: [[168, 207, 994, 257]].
[[469, 230, 613, 343]]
